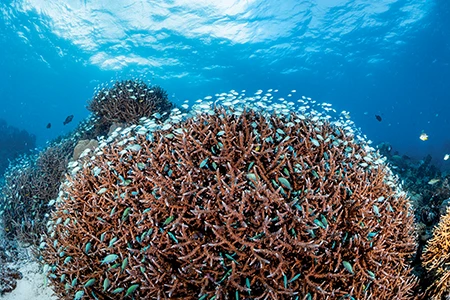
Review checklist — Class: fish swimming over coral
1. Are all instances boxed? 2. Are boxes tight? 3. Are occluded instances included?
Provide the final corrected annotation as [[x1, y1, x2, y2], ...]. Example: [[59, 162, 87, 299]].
[[46, 123, 51, 129], [63, 115, 74, 125]]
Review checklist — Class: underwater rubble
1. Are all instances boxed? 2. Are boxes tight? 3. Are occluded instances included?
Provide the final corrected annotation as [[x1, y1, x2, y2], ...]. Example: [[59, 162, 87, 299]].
[[0, 219, 21, 296]]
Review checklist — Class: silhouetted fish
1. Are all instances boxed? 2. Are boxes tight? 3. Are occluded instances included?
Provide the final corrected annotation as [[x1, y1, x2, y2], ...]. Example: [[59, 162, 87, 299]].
[[46, 123, 51, 129], [63, 115, 74, 125], [375, 115, 382, 122]]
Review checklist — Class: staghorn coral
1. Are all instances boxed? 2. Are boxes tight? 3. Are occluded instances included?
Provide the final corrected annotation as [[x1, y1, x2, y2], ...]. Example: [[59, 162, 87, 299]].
[[87, 79, 173, 137], [0, 79, 173, 246], [422, 206, 450, 299], [42, 107, 417, 299]]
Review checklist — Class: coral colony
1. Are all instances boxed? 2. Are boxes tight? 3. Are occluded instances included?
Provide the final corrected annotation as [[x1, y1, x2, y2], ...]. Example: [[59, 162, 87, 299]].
[[43, 105, 417, 299], [87, 79, 173, 137], [1, 79, 450, 299]]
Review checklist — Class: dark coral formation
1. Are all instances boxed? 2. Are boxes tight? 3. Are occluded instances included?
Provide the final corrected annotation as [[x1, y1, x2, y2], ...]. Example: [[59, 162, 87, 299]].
[[0, 265, 22, 296], [0, 117, 100, 245], [0, 137, 76, 245], [42, 108, 417, 299], [378, 144, 444, 226], [0, 118, 36, 175], [87, 79, 173, 137]]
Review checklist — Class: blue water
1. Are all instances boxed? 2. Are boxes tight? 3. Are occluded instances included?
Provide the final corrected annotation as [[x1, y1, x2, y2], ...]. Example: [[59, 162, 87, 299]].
[[0, 0, 449, 169]]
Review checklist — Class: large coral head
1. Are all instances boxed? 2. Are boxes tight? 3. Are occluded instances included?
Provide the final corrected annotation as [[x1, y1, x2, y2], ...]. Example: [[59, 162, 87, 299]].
[[42, 107, 417, 299]]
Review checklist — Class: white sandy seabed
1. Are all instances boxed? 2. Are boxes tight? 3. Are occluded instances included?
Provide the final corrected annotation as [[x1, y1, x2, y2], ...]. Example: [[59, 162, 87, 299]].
[[0, 222, 56, 300], [1, 258, 57, 300]]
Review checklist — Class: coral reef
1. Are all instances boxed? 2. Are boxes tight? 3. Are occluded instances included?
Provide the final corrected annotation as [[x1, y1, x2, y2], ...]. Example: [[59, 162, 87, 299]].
[[0, 122, 97, 295], [0, 137, 76, 245], [0, 117, 100, 245], [378, 144, 444, 226], [87, 79, 173, 137], [378, 142, 450, 295], [422, 206, 450, 299], [0, 118, 36, 176], [42, 107, 417, 299], [0, 79, 175, 247]]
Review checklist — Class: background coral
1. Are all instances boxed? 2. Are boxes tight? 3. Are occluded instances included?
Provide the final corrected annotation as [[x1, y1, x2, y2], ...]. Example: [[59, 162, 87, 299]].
[[87, 79, 173, 137], [0, 117, 98, 245], [0, 137, 76, 245], [378, 141, 450, 292], [0, 118, 36, 176], [43, 107, 417, 299], [378, 143, 444, 227]]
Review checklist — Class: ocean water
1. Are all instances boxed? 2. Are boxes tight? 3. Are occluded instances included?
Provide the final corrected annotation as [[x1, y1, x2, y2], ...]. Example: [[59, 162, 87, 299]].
[[0, 0, 449, 169]]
